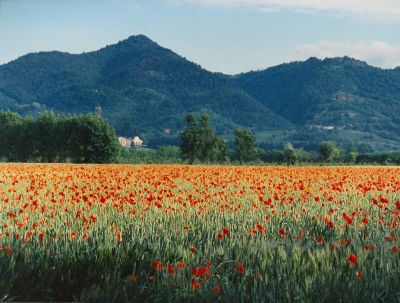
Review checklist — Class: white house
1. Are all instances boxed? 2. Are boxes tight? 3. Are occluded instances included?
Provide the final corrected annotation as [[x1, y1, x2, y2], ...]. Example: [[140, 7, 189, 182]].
[[118, 137, 133, 148], [132, 136, 143, 147], [118, 136, 143, 148]]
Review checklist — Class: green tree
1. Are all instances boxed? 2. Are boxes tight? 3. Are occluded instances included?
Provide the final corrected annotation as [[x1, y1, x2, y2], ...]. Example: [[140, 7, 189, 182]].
[[33, 112, 61, 162], [283, 143, 297, 165], [0, 111, 23, 161], [76, 114, 120, 163], [180, 114, 199, 164], [209, 136, 227, 163], [346, 151, 358, 163], [319, 141, 337, 162], [234, 128, 257, 163], [180, 114, 226, 164]]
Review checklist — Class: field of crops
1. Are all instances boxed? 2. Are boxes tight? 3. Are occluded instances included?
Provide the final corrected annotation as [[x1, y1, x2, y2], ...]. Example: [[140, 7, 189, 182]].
[[0, 164, 399, 302]]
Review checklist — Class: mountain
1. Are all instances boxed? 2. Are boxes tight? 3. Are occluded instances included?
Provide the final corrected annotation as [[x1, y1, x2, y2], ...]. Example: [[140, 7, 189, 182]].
[[1, 35, 400, 152], [234, 57, 400, 151], [0, 35, 293, 146]]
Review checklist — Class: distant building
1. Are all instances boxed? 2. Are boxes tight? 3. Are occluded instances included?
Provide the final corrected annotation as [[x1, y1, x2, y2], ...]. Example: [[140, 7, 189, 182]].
[[309, 125, 335, 130], [118, 136, 143, 148], [118, 137, 133, 148], [132, 136, 143, 147], [95, 105, 102, 117]]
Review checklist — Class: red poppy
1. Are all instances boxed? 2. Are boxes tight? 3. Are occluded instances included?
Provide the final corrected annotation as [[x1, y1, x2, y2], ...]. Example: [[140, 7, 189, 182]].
[[234, 262, 245, 274], [176, 261, 185, 270], [129, 275, 137, 283], [167, 263, 175, 275], [191, 279, 201, 290], [222, 227, 230, 235], [342, 212, 353, 225], [152, 260, 164, 271], [256, 224, 266, 232], [7, 212, 17, 218], [116, 230, 123, 242], [348, 254, 357, 265]]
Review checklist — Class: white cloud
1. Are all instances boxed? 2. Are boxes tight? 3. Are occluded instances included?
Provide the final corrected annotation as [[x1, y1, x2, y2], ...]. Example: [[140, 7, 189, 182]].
[[172, 0, 400, 20], [294, 40, 400, 68]]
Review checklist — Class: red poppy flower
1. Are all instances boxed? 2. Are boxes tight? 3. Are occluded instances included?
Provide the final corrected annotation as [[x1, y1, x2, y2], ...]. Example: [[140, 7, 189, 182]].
[[234, 262, 245, 274], [191, 279, 201, 290], [116, 230, 123, 243], [152, 260, 164, 271], [176, 261, 185, 270], [5, 246, 12, 254], [167, 263, 175, 275], [222, 227, 230, 235], [342, 212, 353, 225], [348, 254, 357, 265], [214, 285, 221, 295]]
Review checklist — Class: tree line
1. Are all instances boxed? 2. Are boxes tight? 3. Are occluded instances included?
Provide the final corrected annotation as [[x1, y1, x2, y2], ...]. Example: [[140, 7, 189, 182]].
[[1, 111, 399, 165], [0, 111, 119, 163], [178, 114, 400, 165]]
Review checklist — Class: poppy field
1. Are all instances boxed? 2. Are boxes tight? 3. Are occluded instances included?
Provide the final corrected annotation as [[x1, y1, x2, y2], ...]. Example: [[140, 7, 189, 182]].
[[0, 164, 400, 302]]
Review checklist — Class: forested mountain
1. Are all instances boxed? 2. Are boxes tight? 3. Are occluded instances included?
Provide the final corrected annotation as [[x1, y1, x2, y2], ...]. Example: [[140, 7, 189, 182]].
[[0, 35, 292, 146], [1, 35, 400, 151], [234, 57, 400, 151]]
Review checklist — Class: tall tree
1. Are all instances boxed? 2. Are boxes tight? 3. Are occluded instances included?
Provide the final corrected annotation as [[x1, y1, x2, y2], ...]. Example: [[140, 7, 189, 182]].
[[319, 141, 337, 162], [283, 143, 297, 165], [234, 128, 257, 163], [180, 114, 226, 164], [0, 111, 120, 163], [0, 111, 22, 161], [33, 112, 60, 162], [70, 114, 120, 163], [180, 114, 199, 164]]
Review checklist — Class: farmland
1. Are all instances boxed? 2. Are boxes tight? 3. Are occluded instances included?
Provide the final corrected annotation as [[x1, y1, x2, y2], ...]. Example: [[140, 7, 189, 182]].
[[0, 164, 400, 302]]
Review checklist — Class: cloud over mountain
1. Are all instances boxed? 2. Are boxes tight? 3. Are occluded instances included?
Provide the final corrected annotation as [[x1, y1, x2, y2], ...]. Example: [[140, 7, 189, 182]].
[[172, 0, 400, 20]]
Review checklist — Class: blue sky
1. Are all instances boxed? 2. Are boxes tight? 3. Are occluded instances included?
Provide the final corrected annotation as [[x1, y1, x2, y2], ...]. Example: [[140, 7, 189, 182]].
[[0, 0, 399, 74]]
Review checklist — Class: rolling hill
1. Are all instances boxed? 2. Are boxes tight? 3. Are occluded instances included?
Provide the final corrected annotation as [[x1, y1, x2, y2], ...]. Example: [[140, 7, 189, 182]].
[[1, 35, 400, 151], [234, 57, 400, 151], [0, 35, 293, 146]]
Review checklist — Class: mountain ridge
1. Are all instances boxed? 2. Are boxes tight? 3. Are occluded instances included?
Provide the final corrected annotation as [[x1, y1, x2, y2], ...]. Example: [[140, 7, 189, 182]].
[[1, 35, 400, 151]]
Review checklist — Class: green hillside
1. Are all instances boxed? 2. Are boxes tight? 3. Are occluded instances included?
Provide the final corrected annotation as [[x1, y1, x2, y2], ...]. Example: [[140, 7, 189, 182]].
[[0, 35, 293, 146], [1, 35, 400, 151], [234, 57, 400, 150]]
